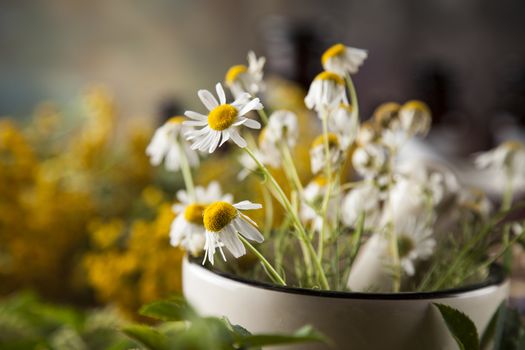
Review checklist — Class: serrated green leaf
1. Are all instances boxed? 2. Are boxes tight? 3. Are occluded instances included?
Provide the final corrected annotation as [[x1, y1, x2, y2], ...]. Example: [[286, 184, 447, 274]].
[[139, 297, 197, 322], [236, 325, 327, 348], [433, 303, 479, 350], [122, 324, 168, 350]]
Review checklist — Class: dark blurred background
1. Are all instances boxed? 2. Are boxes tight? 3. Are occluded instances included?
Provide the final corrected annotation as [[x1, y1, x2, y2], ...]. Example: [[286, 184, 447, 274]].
[[1, 0, 525, 150]]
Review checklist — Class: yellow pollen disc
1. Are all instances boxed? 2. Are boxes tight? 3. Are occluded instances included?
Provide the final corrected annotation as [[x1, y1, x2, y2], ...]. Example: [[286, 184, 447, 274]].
[[313, 175, 328, 187], [312, 132, 340, 149], [503, 140, 525, 151], [321, 43, 346, 65], [208, 104, 238, 131], [184, 203, 206, 225], [373, 102, 401, 128], [401, 100, 430, 115], [203, 201, 237, 232], [225, 65, 248, 84], [314, 71, 344, 85], [397, 235, 414, 258], [167, 116, 186, 124]]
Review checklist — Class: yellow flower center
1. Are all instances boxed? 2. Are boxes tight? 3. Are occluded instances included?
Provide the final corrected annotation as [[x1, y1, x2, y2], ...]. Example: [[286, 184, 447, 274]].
[[314, 71, 344, 85], [321, 43, 346, 65], [167, 116, 186, 124], [397, 235, 414, 258], [374, 102, 401, 128], [225, 65, 248, 84], [313, 175, 328, 187], [208, 104, 238, 131], [203, 201, 237, 232], [339, 103, 353, 113], [401, 100, 430, 115], [312, 132, 340, 149], [184, 203, 206, 225]]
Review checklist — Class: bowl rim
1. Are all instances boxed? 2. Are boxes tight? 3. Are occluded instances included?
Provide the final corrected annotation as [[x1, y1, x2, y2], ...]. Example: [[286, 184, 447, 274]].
[[185, 257, 507, 300]]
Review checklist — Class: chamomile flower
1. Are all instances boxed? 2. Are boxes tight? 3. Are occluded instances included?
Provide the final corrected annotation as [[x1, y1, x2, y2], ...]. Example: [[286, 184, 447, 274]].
[[184, 83, 263, 153], [341, 181, 382, 229], [170, 182, 233, 256], [258, 128, 281, 168], [202, 200, 264, 265], [310, 133, 343, 174], [225, 51, 266, 98], [146, 116, 199, 171], [304, 71, 348, 113], [352, 143, 388, 179], [398, 100, 431, 137], [475, 140, 525, 189], [356, 120, 379, 146], [328, 103, 359, 149], [321, 43, 368, 76], [395, 217, 436, 276]]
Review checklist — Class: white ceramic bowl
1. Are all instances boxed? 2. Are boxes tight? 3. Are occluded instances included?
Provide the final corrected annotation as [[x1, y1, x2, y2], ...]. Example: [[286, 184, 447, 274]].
[[183, 258, 509, 350]]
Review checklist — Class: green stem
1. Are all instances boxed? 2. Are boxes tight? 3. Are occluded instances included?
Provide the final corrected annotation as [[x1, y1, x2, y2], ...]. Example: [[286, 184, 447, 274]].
[[279, 140, 304, 194], [257, 109, 269, 125], [501, 173, 513, 212], [244, 147, 330, 289], [238, 234, 286, 286], [177, 141, 196, 201], [261, 186, 273, 237]]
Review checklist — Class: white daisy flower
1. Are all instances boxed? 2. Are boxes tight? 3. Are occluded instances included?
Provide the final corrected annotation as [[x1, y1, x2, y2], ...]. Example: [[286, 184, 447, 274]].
[[225, 51, 266, 99], [352, 143, 388, 179], [170, 182, 233, 256], [146, 116, 199, 171], [184, 83, 263, 153], [300, 175, 337, 231], [321, 43, 368, 76], [395, 217, 436, 276], [202, 200, 264, 265], [304, 71, 348, 113], [258, 128, 281, 168], [328, 103, 359, 149], [398, 100, 432, 137], [475, 140, 525, 189], [341, 181, 383, 229], [356, 121, 379, 146], [310, 133, 343, 174]]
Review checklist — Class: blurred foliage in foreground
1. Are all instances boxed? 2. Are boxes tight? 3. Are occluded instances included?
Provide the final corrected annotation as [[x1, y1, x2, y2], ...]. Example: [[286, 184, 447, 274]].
[[0, 291, 136, 349], [124, 296, 326, 350]]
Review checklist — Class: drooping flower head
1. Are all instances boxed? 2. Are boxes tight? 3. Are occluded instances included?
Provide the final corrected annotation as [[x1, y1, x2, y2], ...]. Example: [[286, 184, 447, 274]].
[[305, 71, 348, 113], [395, 217, 436, 276], [310, 132, 343, 174], [257, 110, 299, 168], [352, 143, 388, 179], [398, 100, 431, 137], [328, 103, 359, 149], [146, 116, 199, 171], [202, 200, 264, 265], [300, 175, 337, 231], [475, 140, 525, 189], [321, 43, 368, 76], [184, 83, 262, 153], [170, 182, 233, 256], [341, 181, 383, 229], [225, 51, 266, 98]]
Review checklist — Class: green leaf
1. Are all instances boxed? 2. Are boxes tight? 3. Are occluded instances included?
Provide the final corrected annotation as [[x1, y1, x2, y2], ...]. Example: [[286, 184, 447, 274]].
[[349, 212, 365, 266], [139, 297, 197, 322], [236, 325, 327, 348], [479, 302, 500, 349], [433, 303, 479, 350], [122, 324, 168, 350]]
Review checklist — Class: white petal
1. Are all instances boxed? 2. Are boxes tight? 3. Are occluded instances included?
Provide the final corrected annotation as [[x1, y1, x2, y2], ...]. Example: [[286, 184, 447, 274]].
[[240, 118, 261, 129], [239, 98, 263, 116], [216, 83, 226, 105], [234, 218, 264, 243], [198, 89, 219, 111], [220, 226, 246, 258], [184, 120, 208, 126], [229, 129, 247, 148], [234, 200, 262, 210], [185, 111, 207, 121]]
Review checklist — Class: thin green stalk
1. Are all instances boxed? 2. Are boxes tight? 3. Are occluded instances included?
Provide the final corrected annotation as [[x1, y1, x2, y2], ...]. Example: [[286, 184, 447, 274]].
[[177, 141, 196, 201], [261, 186, 273, 237], [318, 115, 333, 263], [257, 109, 269, 125], [279, 140, 304, 194], [244, 147, 330, 289], [501, 173, 513, 212], [238, 234, 286, 286]]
